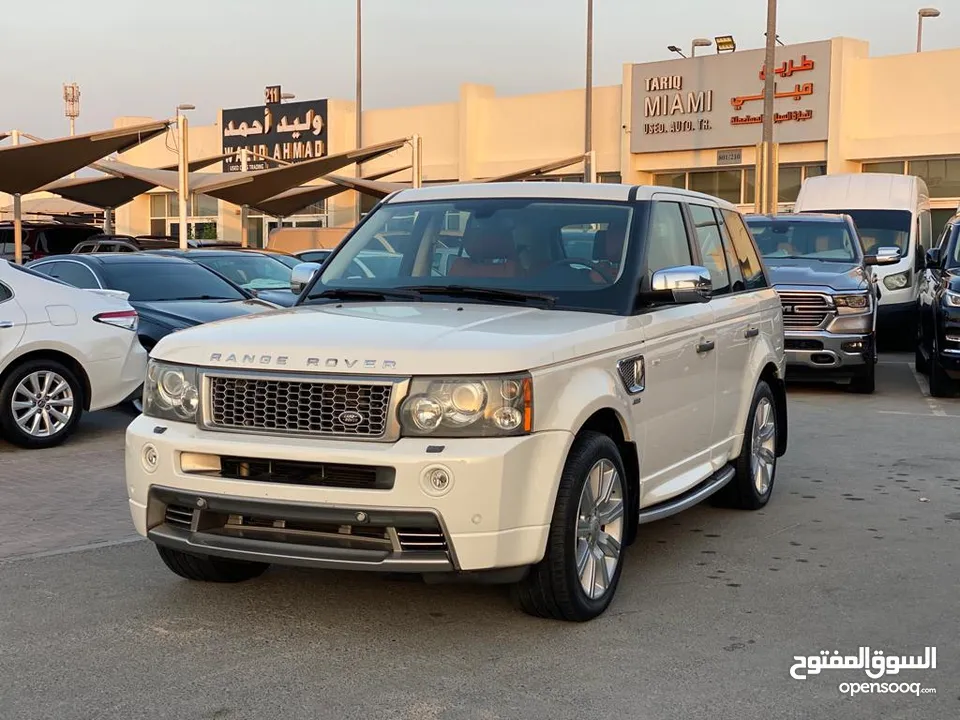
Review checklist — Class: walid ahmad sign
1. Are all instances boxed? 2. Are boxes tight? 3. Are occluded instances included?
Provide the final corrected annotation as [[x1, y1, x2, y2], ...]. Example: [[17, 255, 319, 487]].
[[630, 40, 832, 154], [221, 98, 329, 172]]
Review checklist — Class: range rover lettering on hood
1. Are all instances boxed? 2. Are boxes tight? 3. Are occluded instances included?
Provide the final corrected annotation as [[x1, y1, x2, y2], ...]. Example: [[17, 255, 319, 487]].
[[209, 353, 397, 370]]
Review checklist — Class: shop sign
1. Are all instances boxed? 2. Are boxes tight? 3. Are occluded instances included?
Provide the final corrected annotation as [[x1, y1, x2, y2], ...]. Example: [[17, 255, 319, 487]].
[[630, 40, 831, 153], [717, 149, 742, 166], [221, 98, 329, 173]]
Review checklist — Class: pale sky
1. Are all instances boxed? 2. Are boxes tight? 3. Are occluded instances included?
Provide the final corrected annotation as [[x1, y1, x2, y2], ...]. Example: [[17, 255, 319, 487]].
[[1, 0, 956, 138]]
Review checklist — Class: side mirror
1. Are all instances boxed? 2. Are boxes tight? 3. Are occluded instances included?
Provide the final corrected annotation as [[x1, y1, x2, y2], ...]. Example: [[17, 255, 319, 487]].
[[649, 265, 713, 304], [924, 247, 942, 269], [290, 262, 321, 294], [865, 246, 901, 267]]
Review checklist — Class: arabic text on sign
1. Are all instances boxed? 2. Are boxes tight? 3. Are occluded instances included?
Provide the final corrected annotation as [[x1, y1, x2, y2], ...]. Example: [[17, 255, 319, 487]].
[[730, 83, 815, 111], [759, 55, 815, 81]]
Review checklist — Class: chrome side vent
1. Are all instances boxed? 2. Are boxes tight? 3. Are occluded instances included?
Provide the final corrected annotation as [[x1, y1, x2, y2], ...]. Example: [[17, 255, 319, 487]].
[[164, 505, 194, 529], [617, 355, 645, 394]]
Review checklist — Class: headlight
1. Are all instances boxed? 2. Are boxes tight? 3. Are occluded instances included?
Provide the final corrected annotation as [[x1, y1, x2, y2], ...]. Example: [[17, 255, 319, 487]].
[[399, 374, 532, 437], [883, 270, 911, 291], [143, 360, 200, 423], [944, 290, 960, 308], [833, 294, 870, 315]]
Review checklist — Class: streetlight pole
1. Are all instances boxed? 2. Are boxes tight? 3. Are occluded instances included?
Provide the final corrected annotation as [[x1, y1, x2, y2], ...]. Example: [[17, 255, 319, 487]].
[[917, 8, 941, 52], [355, 0, 364, 218], [176, 104, 195, 250], [584, 0, 593, 183], [690, 38, 713, 57], [11, 129, 22, 265], [63, 83, 80, 178], [761, 0, 778, 214]]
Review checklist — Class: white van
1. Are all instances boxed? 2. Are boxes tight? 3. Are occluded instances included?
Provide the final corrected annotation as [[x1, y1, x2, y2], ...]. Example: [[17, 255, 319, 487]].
[[793, 173, 933, 340]]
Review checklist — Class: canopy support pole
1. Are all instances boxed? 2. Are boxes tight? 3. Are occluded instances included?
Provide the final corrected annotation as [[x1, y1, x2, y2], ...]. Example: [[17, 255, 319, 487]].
[[103, 207, 114, 235], [240, 148, 249, 247], [11, 130, 22, 264]]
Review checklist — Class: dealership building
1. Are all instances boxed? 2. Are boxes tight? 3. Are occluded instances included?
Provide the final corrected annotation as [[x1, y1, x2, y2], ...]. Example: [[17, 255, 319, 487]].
[[46, 36, 960, 244]]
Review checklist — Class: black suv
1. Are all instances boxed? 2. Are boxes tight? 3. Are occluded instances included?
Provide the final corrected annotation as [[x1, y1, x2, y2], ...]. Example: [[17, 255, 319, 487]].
[[917, 212, 960, 397], [0, 221, 100, 261]]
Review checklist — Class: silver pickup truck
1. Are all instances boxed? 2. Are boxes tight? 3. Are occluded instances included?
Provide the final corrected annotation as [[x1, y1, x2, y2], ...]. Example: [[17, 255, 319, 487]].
[[745, 213, 898, 394]]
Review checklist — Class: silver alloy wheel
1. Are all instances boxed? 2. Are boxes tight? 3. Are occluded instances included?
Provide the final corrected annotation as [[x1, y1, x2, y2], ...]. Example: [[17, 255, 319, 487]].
[[11, 370, 75, 438], [575, 459, 625, 600], [750, 397, 777, 496]]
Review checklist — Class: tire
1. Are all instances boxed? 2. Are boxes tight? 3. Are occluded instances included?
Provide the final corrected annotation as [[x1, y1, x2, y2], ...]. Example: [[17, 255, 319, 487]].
[[513, 431, 629, 622], [929, 336, 958, 398], [915, 343, 929, 374], [847, 359, 876, 394], [0, 359, 84, 449], [156, 545, 269, 583], [715, 381, 778, 510]]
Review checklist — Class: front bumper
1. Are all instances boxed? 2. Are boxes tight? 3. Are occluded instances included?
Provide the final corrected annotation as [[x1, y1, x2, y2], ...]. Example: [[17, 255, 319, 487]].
[[125, 415, 572, 573], [784, 331, 873, 374]]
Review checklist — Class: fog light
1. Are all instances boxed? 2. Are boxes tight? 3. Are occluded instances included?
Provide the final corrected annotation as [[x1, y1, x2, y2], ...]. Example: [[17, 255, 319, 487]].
[[841, 341, 865, 353], [420, 464, 454, 497], [142, 443, 159, 472]]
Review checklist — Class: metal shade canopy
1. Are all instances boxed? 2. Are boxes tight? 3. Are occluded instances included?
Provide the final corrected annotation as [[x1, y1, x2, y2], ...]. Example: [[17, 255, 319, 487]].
[[195, 138, 408, 206], [252, 165, 411, 217], [40, 154, 228, 210], [325, 154, 589, 199], [0, 120, 169, 195], [1, 196, 102, 216]]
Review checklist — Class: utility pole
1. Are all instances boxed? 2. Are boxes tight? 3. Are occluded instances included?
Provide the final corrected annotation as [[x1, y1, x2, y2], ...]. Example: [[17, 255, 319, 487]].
[[761, 0, 778, 214], [355, 0, 364, 220], [584, 0, 594, 183], [63, 83, 80, 177]]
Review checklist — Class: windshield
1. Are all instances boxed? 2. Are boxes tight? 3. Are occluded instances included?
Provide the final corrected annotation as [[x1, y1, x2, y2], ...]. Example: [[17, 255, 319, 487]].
[[948, 225, 960, 269], [195, 255, 293, 290], [101, 261, 247, 302], [803, 209, 911, 255], [746, 218, 860, 262], [306, 198, 642, 313], [272, 254, 303, 269]]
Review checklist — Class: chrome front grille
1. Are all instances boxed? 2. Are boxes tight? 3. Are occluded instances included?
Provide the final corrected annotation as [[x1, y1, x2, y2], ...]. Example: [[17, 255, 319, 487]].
[[776, 291, 833, 330], [205, 374, 394, 439]]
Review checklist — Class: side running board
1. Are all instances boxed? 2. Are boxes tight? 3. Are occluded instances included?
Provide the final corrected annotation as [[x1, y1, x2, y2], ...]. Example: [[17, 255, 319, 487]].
[[637, 466, 736, 525]]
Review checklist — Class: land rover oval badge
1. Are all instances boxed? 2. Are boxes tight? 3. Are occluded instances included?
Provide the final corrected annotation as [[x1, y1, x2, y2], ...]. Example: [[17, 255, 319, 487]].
[[339, 410, 364, 426]]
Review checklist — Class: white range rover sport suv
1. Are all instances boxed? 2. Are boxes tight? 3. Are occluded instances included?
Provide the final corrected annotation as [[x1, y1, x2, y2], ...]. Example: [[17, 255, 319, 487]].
[[126, 183, 787, 622]]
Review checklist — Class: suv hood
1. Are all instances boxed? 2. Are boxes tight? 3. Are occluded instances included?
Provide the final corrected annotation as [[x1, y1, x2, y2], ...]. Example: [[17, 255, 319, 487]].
[[151, 302, 627, 375], [765, 258, 869, 292], [133, 298, 276, 331]]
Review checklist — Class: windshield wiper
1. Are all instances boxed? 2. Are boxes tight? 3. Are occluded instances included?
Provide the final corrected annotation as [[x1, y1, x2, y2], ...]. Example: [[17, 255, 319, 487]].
[[167, 295, 237, 301], [307, 288, 423, 302], [402, 285, 557, 307]]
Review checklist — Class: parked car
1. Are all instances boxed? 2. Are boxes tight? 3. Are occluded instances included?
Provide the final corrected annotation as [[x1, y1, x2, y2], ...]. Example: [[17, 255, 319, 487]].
[[0, 260, 147, 448], [793, 173, 933, 345], [916, 211, 960, 397], [745, 213, 898, 393], [74, 236, 243, 253], [147, 248, 303, 307], [293, 248, 333, 265], [0, 221, 100, 262], [126, 183, 787, 621], [25, 254, 278, 355]]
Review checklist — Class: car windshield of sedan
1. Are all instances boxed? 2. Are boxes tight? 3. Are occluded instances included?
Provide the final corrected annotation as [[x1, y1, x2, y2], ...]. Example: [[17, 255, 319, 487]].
[[306, 198, 640, 312], [746, 219, 859, 263], [196, 255, 293, 290], [101, 261, 248, 302]]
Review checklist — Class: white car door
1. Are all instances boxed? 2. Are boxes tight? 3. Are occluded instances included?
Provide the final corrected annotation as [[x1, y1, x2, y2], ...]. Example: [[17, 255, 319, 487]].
[[636, 197, 718, 507], [0, 278, 27, 361], [688, 203, 760, 463]]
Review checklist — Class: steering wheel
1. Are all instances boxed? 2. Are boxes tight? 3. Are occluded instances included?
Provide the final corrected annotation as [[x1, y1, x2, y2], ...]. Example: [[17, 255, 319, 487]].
[[545, 258, 612, 284]]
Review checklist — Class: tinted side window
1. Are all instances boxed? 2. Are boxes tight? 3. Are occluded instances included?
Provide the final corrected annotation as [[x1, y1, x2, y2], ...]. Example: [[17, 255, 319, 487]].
[[720, 209, 767, 290], [689, 204, 731, 295], [47, 262, 100, 289], [645, 201, 692, 277], [713, 208, 745, 292], [0, 282, 11, 302]]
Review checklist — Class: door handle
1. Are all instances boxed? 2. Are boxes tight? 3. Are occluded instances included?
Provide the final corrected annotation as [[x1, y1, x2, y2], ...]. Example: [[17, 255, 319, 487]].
[[0, 320, 14, 329], [744, 327, 759, 338], [696, 340, 716, 354]]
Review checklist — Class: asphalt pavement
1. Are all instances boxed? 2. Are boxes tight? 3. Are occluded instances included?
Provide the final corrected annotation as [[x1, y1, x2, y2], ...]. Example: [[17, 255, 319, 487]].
[[1, 353, 957, 720]]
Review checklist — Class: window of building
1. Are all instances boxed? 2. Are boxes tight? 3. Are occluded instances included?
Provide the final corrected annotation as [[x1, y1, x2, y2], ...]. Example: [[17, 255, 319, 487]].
[[148, 192, 220, 239], [689, 170, 741, 204], [862, 161, 906, 174], [778, 166, 803, 203], [598, 172, 622, 184], [654, 173, 686, 189], [908, 158, 960, 199], [645, 201, 691, 278], [689, 203, 731, 294]]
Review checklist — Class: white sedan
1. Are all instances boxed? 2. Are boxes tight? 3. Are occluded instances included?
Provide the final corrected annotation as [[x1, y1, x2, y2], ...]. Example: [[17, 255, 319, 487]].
[[0, 261, 148, 449]]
